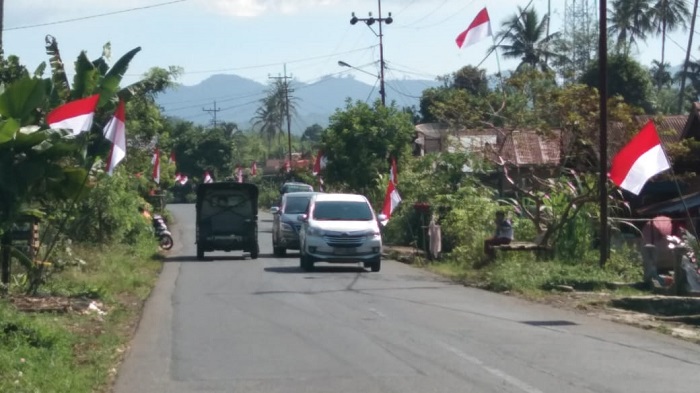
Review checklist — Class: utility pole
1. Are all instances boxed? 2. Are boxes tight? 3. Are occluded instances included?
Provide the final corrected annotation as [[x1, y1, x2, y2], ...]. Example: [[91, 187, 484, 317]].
[[349, 0, 393, 106], [269, 65, 293, 167], [0, 0, 5, 54], [202, 101, 220, 129], [679, 0, 699, 113], [599, 0, 609, 267]]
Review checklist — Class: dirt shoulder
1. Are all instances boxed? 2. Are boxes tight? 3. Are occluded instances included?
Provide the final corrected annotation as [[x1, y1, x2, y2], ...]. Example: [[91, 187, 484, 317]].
[[383, 245, 700, 345]]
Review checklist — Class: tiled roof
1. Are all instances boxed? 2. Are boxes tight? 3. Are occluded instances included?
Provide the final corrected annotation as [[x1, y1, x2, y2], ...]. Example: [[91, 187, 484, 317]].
[[416, 123, 562, 166]]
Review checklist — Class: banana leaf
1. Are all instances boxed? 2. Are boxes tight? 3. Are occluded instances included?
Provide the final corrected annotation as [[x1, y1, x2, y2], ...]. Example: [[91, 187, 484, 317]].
[[98, 47, 141, 107], [0, 119, 21, 143], [0, 77, 49, 122], [72, 51, 99, 99], [44, 35, 70, 102]]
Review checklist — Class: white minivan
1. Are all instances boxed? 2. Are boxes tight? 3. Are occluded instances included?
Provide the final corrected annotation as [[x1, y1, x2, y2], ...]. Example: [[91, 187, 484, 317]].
[[297, 193, 386, 272]]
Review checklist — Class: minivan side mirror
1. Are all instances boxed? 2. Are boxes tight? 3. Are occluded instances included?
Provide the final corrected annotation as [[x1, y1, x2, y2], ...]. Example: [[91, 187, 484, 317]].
[[376, 213, 387, 225], [297, 214, 308, 222], [270, 206, 280, 214]]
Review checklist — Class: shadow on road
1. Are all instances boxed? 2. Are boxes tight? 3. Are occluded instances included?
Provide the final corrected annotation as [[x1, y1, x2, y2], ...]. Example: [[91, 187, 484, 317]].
[[264, 265, 368, 274], [164, 255, 252, 262]]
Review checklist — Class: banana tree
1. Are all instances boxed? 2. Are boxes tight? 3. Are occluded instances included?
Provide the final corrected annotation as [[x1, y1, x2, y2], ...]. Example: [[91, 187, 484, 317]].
[[0, 37, 147, 293], [0, 77, 87, 290]]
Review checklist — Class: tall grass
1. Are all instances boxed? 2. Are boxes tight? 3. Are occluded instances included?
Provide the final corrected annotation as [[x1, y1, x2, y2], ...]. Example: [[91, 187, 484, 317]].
[[0, 238, 161, 393]]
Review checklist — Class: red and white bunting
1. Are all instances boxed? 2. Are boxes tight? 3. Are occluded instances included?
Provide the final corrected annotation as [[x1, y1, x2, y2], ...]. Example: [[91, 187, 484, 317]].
[[102, 100, 126, 175], [203, 171, 213, 184], [151, 148, 161, 184], [47, 94, 100, 135]]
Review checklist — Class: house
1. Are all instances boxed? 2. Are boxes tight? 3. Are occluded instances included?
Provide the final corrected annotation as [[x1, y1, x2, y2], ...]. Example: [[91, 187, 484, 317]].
[[413, 103, 700, 200], [413, 123, 562, 193]]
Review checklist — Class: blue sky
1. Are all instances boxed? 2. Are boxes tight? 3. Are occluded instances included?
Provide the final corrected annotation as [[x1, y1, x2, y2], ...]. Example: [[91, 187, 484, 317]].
[[3, 0, 692, 90]]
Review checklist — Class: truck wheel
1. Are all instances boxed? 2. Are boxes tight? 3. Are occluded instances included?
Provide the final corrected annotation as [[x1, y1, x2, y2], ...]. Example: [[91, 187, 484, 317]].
[[250, 243, 259, 259], [273, 246, 286, 256], [300, 253, 313, 271]]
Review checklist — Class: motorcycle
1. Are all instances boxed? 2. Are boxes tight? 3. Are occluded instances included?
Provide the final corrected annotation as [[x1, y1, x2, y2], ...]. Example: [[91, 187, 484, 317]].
[[153, 214, 174, 250]]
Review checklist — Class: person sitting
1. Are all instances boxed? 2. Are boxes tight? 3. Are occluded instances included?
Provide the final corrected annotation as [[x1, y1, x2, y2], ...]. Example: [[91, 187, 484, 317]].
[[484, 211, 514, 258]]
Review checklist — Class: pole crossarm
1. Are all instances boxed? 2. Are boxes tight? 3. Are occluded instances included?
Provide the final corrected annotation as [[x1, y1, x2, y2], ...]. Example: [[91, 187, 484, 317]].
[[349, 0, 392, 106]]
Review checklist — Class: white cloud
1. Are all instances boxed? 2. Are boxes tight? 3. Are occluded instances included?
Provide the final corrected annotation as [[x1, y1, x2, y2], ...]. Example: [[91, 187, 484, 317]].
[[199, 0, 342, 18]]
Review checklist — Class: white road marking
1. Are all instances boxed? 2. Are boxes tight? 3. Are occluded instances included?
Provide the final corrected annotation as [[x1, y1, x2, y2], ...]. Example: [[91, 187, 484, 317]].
[[440, 342, 546, 393], [369, 308, 386, 318]]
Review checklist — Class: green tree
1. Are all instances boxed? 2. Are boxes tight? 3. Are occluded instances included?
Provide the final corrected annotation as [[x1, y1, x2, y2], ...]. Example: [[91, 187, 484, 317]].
[[452, 66, 490, 96], [494, 7, 563, 72], [651, 0, 689, 67], [580, 53, 655, 113], [608, 0, 653, 55], [252, 79, 297, 155], [321, 100, 414, 198]]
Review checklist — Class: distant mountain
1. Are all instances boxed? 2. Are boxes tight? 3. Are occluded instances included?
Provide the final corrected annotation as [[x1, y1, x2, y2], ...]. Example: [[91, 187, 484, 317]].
[[156, 74, 441, 133]]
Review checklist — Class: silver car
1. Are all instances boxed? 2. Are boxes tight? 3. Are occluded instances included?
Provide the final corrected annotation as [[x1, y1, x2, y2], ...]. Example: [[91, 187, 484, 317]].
[[271, 192, 318, 256]]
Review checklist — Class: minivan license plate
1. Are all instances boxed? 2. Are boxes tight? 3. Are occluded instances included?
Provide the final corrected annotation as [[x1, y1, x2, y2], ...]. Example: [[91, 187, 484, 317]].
[[333, 247, 356, 255]]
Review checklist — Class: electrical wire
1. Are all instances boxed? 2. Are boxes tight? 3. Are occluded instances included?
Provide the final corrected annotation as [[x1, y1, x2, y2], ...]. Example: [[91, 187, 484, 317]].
[[395, 0, 477, 30], [476, 0, 535, 68], [5, 0, 188, 31], [126, 45, 378, 78]]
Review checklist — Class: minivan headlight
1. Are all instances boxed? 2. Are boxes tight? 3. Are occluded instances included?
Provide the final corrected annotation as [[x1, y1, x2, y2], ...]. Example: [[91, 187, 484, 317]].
[[307, 226, 325, 236], [281, 222, 294, 231]]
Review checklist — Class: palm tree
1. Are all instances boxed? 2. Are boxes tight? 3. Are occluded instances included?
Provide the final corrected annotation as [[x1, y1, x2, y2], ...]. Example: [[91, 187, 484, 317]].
[[608, 0, 653, 55], [650, 60, 672, 88], [493, 7, 562, 72], [651, 0, 689, 66], [252, 79, 298, 155]]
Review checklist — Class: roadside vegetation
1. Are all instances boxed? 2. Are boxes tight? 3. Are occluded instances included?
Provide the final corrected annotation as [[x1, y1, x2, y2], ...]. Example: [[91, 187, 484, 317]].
[[2, 0, 700, 390]]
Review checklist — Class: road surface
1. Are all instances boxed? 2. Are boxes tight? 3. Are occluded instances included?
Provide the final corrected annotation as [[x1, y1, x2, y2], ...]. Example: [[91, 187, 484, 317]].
[[114, 204, 700, 393]]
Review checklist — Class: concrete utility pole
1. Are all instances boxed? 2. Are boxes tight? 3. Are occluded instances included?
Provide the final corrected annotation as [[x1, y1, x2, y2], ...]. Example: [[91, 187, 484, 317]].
[[0, 0, 4, 54], [202, 101, 220, 129], [599, 0, 609, 266], [349, 0, 393, 106], [269, 65, 293, 167]]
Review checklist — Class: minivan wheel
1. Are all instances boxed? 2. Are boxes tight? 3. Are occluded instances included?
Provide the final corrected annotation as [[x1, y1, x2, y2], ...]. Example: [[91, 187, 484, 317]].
[[196, 244, 204, 260], [370, 257, 381, 272], [250, 242, 259, 259]]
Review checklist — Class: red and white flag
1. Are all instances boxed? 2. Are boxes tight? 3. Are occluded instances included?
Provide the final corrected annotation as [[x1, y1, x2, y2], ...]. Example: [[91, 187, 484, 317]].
[[251, 161, 258, 176], [609, 120, 670, 195], [175, 173, 188, 185], [203, 171, 213, 184], [102, 100, 126, 175], [381, 181, 401, 226], [312, 150, 327, 176], [389, 157, 398, 185], [151, 148, 161, 184], [47, 94, 100, 135], [236, 166, 243, 183], [455, 7, 492, 49], [284, 159, 291, 173]]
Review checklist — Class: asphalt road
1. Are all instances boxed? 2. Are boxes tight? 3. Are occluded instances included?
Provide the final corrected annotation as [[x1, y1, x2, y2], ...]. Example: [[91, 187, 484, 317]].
[[113, 204, 700, 393]]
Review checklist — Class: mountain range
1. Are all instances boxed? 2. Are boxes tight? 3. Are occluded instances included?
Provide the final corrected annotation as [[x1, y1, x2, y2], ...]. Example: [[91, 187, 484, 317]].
[[156, 74, 441, 134]]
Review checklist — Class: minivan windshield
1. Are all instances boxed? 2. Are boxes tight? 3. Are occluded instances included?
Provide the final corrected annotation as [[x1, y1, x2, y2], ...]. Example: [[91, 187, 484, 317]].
[[283, 196, 311, 214], [313, 201, 373, 221]]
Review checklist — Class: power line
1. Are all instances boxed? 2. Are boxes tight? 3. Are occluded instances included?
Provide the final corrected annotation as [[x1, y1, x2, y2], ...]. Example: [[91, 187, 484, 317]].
[[127, 45, 378, 78], [202, 101, 221, 129], [5, 0, 188, 31]]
